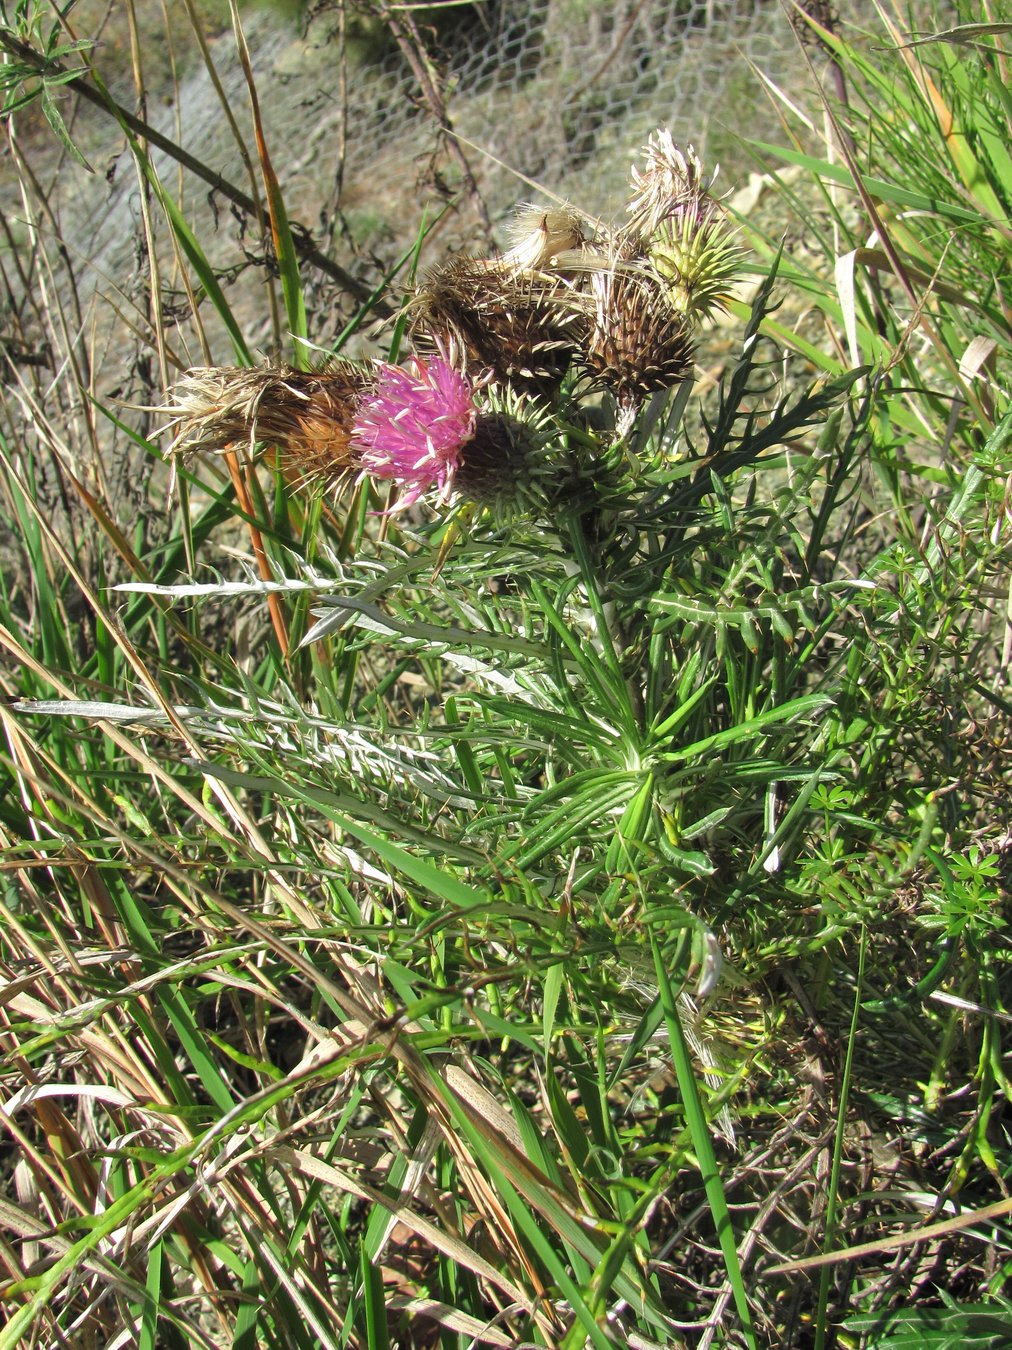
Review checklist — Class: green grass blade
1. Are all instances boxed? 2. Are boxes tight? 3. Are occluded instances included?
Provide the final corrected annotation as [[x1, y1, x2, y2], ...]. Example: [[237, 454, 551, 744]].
[[749, 141, 984, 224], [650, 933, 757, 1347]]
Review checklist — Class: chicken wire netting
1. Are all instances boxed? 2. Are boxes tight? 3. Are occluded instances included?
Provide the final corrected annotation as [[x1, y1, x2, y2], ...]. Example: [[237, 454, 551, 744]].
[[291, 0, 807, 257], [1, 0, 832, 381], [2, 0, 826, 343]]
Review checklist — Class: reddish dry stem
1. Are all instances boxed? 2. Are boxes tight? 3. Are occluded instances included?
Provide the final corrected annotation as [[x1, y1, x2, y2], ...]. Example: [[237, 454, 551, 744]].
[[224, 448, 290, 659]]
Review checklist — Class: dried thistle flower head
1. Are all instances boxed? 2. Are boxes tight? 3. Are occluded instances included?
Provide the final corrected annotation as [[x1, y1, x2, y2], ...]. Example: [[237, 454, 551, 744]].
[[577, 256, 695, 408], [411, 255, 583, 398], [351, 347, 482, 509], [501, 204, 588, 272], [165, 360, 373, 485], [626, 132, 717, 238]]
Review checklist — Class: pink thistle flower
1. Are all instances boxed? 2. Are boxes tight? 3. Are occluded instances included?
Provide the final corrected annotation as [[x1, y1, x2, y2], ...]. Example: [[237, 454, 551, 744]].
[[352, 353, 479, 508]]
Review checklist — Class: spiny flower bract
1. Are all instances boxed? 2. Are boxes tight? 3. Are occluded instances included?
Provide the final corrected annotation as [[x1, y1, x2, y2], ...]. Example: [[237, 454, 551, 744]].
[[649, 205, 746, 324], [578, 256, 695, 407], [625, 131, 746, 325], [411, 255, 584, 399], [454, 385, 561, 518]]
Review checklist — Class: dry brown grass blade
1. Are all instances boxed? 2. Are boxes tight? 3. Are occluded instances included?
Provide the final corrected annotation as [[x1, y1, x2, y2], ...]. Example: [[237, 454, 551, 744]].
[[190, 1168, 347, 1349], [393, 1056, 564, 1324], [228, 0, 287, 358], [0, 617, 245, 857], [222, 447, 290, 657], [0, 1065, 96, 1210], [767, 1193, 1012, 1275], [273, 1144, 535, 1315], [179, 0, 272, 240], [2, 712, 380, 1059], [1, 983, 172, 1112], [264, 957, 564, 1336], [50, 464, 220, 665], [879, 0, 1012, 240], [0, 772, 318, 1337], [3, 133, 101, 470], [123, 0, 173, 414], [385, 1295, 518, 1346]]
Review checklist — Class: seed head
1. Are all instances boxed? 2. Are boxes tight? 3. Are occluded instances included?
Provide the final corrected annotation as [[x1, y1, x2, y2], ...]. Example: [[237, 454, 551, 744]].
[[501, 204, 588, 272], [627, 133, 715, 238], [411, 255, 583, 398], [165, 360, 372, 485]]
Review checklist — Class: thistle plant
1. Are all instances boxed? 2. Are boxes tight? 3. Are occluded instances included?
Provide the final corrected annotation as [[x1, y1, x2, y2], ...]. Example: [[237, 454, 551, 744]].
[[166, 129, 747, 512], [7, 6, 1009, 1339]]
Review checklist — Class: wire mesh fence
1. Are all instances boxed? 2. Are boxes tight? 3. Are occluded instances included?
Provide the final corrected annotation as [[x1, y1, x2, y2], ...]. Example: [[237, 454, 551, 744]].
[[1, 0, 820, 362], [0, 0, 828, 496], [290, 0, 806, 257]]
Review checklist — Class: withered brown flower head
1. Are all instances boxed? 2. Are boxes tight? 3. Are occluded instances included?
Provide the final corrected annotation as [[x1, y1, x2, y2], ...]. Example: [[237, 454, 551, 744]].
[[166, 360, 373, 485], [578, 260, 695, 408], [626, 132, 717, 238], [411, 256, 584, 398], [501, 204, 588, 273]]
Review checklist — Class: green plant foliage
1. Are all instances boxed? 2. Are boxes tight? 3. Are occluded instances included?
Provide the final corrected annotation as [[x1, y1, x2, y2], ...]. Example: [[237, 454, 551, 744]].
[[844, 1295, 1012, 1348], [0, 0, 1009, 1346]]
